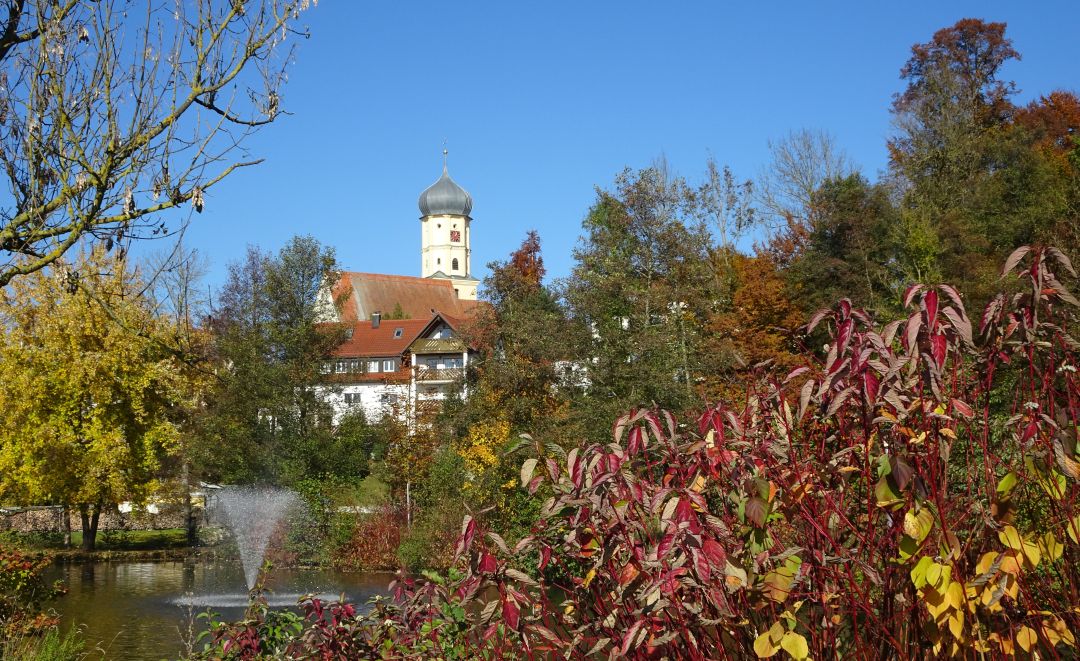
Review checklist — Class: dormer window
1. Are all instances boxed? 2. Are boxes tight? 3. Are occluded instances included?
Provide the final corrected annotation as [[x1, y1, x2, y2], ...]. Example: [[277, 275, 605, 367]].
[[393, 327, 404, 338]]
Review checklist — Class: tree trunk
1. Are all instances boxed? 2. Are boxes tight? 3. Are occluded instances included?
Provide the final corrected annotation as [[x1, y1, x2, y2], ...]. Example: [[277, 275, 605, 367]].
[[79, 504, 100, 552], [62, 506, 72, 548], [182, 462, 198, 546]]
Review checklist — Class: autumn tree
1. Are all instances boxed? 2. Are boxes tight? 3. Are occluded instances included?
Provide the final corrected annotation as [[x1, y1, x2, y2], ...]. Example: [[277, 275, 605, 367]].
[[0, 249, 191, 550], [457, 231, 575, 436], [699, 254, 803, 402], [887, 19, 1080, 304], [0, 0, 315, 287]]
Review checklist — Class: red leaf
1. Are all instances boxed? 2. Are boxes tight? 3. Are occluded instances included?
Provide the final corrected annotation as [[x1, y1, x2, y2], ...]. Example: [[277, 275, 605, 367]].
[[904, 314, 922, 352], [692, 547, 711, 582], [539, 545, 552, 571], [951, 398, 974, 419], [621, 620, 645, 656], [657, 531, 676, 560], [931, 333, 947, 368], [903, 284, 925, 308], [502, 595, 520, 630], [924, 289, 939, 331], [455, 515, 476, 561], [746, 496, 767, 527], [702, 539, 727, 567], [862, 370, 880, 403], [1000, 245, 1031, 278], [837, 318, 853, 353]]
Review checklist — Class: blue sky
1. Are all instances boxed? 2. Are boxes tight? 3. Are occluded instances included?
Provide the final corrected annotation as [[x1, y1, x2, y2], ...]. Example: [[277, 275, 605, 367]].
[[179, 1, 1078, 294]]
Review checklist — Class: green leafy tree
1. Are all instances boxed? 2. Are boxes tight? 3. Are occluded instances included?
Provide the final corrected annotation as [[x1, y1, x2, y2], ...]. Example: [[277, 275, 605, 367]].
[[198, 235, 345, 485], [563, 166, 716, 437], [0, 249, 189, 550], [785, 174, 901, 315]]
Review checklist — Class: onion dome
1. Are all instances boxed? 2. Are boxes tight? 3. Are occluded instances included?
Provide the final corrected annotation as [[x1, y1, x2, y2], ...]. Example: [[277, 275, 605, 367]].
[[418, 164, 473, 217]]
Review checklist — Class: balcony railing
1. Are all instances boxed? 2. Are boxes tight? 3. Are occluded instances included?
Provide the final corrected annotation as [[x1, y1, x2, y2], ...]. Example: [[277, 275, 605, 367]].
[[415, 366, 465, 382]]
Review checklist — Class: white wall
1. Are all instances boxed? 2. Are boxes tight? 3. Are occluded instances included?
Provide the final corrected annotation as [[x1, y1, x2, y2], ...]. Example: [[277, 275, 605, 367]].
[[322, 382, 409, 425]]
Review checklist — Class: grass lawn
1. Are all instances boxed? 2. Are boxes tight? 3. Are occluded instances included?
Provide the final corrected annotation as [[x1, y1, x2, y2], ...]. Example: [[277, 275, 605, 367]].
[[2, 527, 191, 551]]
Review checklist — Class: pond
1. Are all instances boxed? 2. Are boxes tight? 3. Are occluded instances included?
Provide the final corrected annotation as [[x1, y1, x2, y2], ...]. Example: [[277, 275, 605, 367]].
[[47, 560, 391, 660]]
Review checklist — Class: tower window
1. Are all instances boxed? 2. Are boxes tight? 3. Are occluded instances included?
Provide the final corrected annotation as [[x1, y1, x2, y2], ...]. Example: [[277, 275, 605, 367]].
[[451, 258, 459, 271], [437, 258, 441, 265]]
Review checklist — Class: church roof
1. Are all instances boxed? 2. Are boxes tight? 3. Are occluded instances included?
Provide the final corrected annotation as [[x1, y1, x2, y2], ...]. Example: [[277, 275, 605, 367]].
[[333, 271, 480, 322], [418, 165, 473, 217]]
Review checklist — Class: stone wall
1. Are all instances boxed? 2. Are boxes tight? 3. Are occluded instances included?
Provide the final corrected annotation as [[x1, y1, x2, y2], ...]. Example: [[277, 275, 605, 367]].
[[0, 503, 200, 534]]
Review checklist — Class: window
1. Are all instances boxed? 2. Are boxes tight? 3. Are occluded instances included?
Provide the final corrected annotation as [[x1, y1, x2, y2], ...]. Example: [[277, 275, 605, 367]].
[[437, 257, 441, 265], [344, 393, 361, 405], [367, 360, 380, 373], [393, 327, 404, 338], [382, 359, 395, 372], [451, 258, 459, 271]]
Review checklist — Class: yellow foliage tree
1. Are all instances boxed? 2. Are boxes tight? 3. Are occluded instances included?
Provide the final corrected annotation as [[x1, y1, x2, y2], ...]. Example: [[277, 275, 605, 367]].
[[0, 249, 190, 550]]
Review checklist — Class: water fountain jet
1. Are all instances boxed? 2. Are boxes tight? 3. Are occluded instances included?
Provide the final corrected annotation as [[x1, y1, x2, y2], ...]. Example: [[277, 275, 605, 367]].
[[214, 486, 299, 590]]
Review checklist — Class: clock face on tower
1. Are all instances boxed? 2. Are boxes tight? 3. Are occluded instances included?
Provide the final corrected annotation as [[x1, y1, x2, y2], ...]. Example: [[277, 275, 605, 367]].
[[450, 230, 461, 243]]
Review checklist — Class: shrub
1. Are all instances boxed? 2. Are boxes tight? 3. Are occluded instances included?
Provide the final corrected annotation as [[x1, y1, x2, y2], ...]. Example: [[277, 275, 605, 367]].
[[0, 546, 64, 642], [354, 246, 1080, 658], [190, 246, 1080, 659], [0, 625, 86, 661], [332, 504, 406, 572]]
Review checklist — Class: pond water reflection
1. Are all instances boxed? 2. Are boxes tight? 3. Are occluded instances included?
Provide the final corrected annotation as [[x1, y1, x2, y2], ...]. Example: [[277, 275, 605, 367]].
[[48, 560, 390, 660]]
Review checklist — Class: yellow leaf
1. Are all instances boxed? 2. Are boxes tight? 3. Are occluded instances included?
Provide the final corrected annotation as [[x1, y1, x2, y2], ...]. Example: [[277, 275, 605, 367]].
[[1069, 514, 1080, 544], [582, 568, 596, 588], [780, 631, 809, 660], [998, 525, 1024, 551], [754, 622, 785, 658], [947, 609, 964, 639], [903, 508, 934, 542], [946, 581, 964, 610], [1040, 532, 1064, 562], [911, 556, 933, 589], [1016, 626, 1037, 653], [754, 631, 779, 658]]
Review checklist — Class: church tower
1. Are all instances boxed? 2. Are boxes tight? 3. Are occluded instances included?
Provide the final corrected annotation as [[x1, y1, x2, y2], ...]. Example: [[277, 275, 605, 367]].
[[417, 151, 479, 300]]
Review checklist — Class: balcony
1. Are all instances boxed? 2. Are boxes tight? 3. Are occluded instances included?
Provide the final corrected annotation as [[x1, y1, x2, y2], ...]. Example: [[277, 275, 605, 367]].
[[415, 366, 464, 382]]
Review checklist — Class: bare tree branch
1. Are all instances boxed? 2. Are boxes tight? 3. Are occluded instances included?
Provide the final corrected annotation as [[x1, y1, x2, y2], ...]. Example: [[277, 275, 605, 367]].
[[0, 0, 316, 287]]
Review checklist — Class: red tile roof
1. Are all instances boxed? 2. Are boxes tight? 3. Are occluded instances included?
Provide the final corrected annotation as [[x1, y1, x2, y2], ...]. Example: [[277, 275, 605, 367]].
[[331, 318, 430, 358], [333, 272, 481, 322]]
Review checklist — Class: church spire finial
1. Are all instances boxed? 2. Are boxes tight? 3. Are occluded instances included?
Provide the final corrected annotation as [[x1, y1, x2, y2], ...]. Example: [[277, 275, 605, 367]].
[[442, 139, 448, 171]]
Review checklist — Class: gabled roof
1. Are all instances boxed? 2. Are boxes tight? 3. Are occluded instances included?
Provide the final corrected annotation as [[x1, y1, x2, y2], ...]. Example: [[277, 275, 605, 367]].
[[328, 311, 477, 358], [332, 272, 480, 322], [331, 318, 430, 358]]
